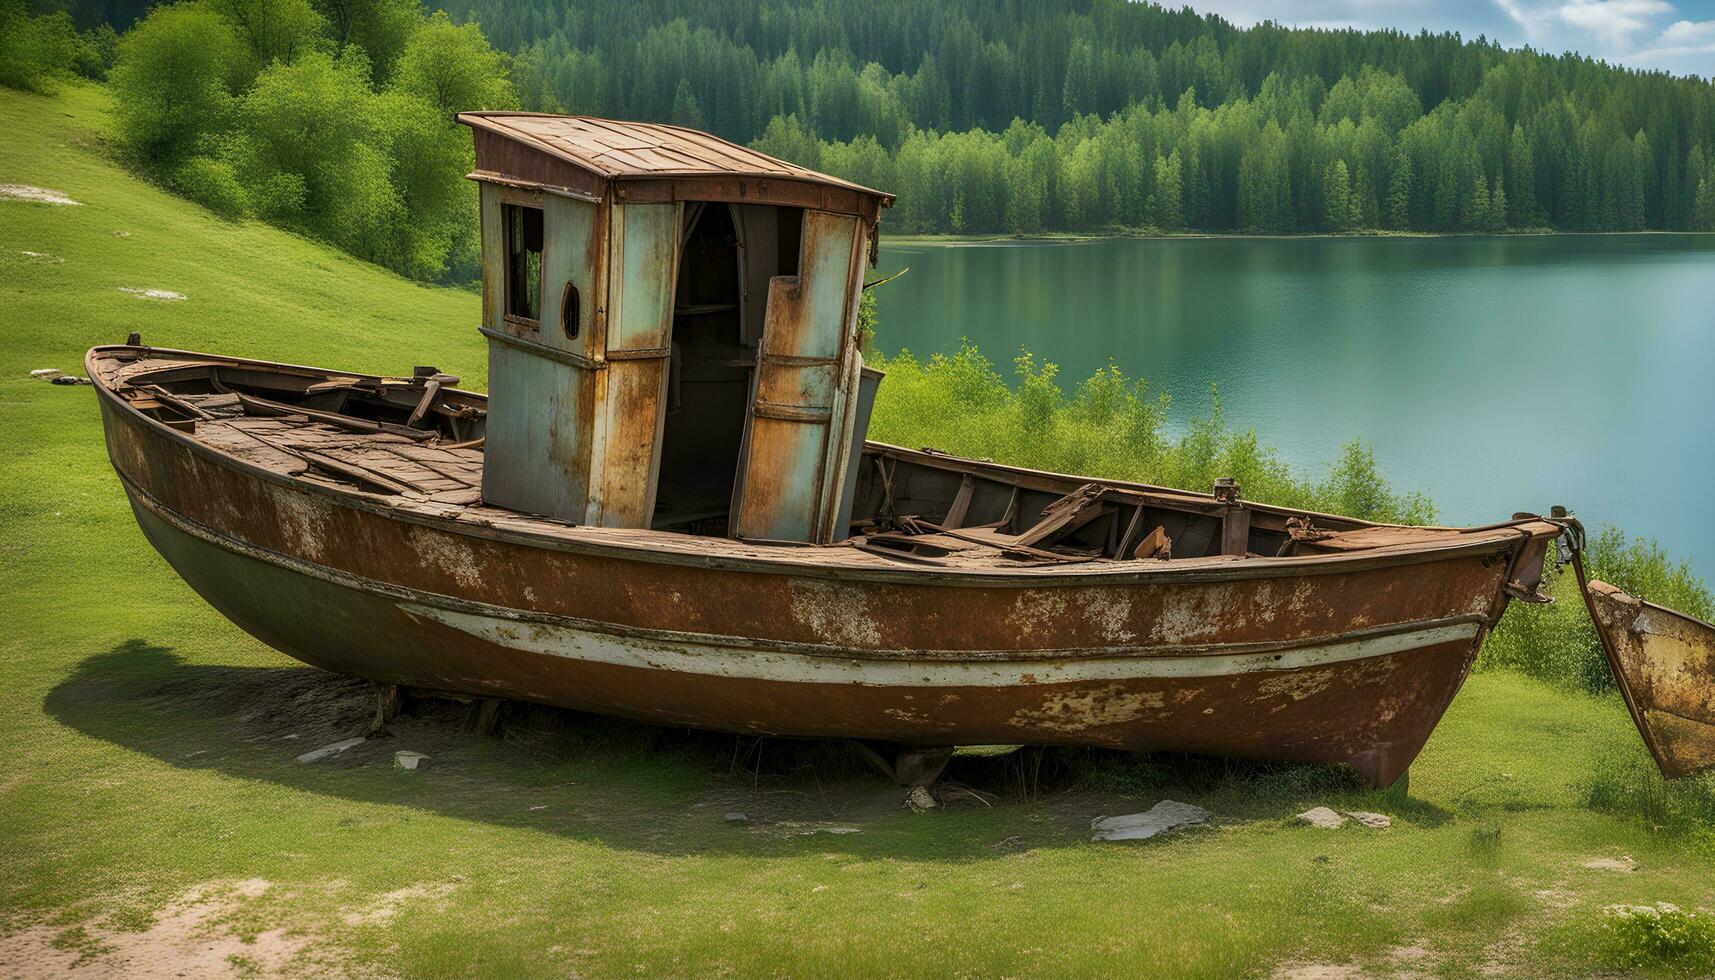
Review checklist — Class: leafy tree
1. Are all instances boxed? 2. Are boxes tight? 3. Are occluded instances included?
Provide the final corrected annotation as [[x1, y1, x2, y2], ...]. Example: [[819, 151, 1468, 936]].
[[208, 0, 328, 81], [753, 113, 821, 170], [0, 0, 82, 93], [391, 9, 514, 116], [108, 4, 245, 164], [312, 0, 419, 82]]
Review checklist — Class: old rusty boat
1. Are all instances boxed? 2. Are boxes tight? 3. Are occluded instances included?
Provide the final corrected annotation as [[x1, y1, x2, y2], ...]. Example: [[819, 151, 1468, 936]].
[[1584, 579, 1715, 778], [88, 113, 1711, 788]]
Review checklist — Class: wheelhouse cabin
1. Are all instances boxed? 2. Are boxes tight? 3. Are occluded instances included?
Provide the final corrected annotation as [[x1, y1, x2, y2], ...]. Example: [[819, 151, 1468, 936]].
[[456, 112, 894, 544]]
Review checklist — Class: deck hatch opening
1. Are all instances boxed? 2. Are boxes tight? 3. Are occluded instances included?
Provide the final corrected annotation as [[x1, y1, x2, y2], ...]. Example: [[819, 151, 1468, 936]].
[[505, 203, 543, 323]]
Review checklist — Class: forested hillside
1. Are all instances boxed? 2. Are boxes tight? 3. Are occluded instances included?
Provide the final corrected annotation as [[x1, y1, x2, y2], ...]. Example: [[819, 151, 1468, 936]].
[[444, 0, 1715, 235], [18, 0, 1715, 263]]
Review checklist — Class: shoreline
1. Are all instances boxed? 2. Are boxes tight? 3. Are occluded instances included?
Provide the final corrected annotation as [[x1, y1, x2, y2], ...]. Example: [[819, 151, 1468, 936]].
[[882, 228, 1715, 245]]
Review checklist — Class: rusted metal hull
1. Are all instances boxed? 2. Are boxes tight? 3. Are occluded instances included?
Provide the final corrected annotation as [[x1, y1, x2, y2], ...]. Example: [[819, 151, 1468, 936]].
[[1586, 580, 1715, 778], [92, 352, 1555, 788]]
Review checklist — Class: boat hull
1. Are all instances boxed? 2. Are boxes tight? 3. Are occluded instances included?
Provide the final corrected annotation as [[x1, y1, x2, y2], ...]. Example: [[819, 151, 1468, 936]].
[[96, 365, 1537, 788], [1587, 580, 1715, 778]]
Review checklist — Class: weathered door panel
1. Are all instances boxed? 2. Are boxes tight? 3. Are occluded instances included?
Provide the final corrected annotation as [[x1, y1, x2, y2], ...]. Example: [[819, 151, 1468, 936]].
[[732, 210, 863, 543], [607, 203, 679, 353], [479, 190, 603, 522], [589, 202, 681, 527], [541, 194, 604, 357], [479, 183, 505, 333], [480, 344, 593, 519]]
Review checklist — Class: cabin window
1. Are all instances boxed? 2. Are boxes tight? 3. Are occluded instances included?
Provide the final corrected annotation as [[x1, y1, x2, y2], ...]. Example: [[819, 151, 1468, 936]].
[[505, 203, 543, 322], [561, 282, 580, 339]]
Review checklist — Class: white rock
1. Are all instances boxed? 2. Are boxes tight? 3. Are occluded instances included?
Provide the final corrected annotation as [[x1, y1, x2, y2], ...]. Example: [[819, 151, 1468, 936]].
[[1091, 800, 1211, 841], [1295, 806, 1347, 829], [295, 737, 365, 763], [1344, 811, 1391, 828], [904, 786, 938, 811], [29, 368, 62, 380], [724, 812, 750, 824], [0, 184, 80, 205], [393, 750, 429, 770]]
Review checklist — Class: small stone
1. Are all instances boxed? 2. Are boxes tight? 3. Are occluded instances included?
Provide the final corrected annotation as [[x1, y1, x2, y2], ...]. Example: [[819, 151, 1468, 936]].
[[904, 786, 938, 812], [724, 812, 750, 824], [1344, 811, 1391, 828], [393, 750, 429, 770], [1091, 800, 1210, 841], [295, 737, 364, 763], [1295, 806, 1346, 829], [29, 368, 62, 381]]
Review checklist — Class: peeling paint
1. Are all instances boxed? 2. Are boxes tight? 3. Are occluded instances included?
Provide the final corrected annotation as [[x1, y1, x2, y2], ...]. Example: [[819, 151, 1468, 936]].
[[789, 579, 881, 647], [1008, 684, 1167, 734]]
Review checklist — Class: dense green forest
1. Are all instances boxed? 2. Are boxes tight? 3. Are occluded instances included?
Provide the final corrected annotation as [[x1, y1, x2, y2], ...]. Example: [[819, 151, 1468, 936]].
[[9, 0, 1715, 272], [446, 0, 1715, 235]]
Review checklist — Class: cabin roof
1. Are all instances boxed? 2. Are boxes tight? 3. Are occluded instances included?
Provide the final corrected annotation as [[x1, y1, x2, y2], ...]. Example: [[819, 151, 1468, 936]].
[[457, 112, 894, 207]]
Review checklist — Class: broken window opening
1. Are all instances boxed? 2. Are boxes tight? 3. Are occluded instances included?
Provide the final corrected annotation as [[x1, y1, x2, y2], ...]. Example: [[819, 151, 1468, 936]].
[[504, 203, 543, 323]]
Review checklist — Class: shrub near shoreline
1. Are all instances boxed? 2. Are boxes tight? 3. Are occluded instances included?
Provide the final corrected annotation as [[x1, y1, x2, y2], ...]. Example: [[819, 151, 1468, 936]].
[[863, 340, 1710, 696], [865, 341, 1435, 523]]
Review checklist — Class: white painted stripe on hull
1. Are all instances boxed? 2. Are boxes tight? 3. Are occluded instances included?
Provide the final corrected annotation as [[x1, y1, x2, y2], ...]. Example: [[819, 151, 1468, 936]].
[[401, 602, 1480, 688]]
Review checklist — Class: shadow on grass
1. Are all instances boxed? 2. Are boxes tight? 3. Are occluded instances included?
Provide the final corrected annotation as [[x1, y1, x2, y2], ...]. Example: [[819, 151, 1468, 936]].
[[45, 640, 1451, 857]]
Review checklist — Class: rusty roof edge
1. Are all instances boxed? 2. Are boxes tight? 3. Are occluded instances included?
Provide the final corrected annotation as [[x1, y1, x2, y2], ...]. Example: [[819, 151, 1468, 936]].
[[456, 111, 896, 206]]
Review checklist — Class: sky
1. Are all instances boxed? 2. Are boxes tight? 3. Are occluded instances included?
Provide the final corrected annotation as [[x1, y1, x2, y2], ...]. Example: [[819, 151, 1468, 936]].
[[1186, 0, 1715, 77]]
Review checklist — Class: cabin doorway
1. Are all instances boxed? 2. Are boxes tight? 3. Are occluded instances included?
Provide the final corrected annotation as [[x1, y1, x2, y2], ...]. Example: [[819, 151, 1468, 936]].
[[652, 203, 750, 532]]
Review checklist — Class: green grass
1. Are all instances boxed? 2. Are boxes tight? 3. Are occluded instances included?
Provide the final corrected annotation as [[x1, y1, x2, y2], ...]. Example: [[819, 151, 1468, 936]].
[[4, 82, 1715, 977]]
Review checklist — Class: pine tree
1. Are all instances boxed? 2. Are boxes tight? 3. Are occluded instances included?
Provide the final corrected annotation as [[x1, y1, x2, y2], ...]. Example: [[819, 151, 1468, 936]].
[[1462, 173, 1490, 230], [1153, 149, 1183, 229], [670, 78, 704, 130], [1696, 177, 1715, 231], [1386, 152, 1413, 229], [1432, 161, 1457, 230], [1323, 158, 1356, 230], [1506, 124, 1535, 225], [1486, 176, 1507, 231]]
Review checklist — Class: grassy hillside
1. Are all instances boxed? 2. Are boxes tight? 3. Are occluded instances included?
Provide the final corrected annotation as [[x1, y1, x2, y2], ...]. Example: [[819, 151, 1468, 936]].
[[2, 83, 1713, 977]]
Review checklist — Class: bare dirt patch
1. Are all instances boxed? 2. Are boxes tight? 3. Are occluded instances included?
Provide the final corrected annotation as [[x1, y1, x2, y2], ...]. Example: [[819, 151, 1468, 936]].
[[1581, 855, 1637, 872], [0, 183, 81, 205], [341, 882, 458, 927], [0, 879, 310, 978], [118, 287, 188, 301]]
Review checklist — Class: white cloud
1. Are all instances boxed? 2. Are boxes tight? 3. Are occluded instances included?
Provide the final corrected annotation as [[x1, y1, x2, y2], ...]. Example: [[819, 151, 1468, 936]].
[[1557, 0, 1676, 47], [1493, 0, 1542, 36], [1658, 18, 1715, 44]]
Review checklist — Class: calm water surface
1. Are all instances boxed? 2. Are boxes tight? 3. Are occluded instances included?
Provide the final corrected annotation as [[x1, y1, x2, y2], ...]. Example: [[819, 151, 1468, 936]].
[[872, 234, 1715, 580]]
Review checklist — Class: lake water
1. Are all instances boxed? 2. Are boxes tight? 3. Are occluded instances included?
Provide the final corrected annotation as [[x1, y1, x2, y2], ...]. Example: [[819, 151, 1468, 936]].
[[871, 234, 1715, 581]]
